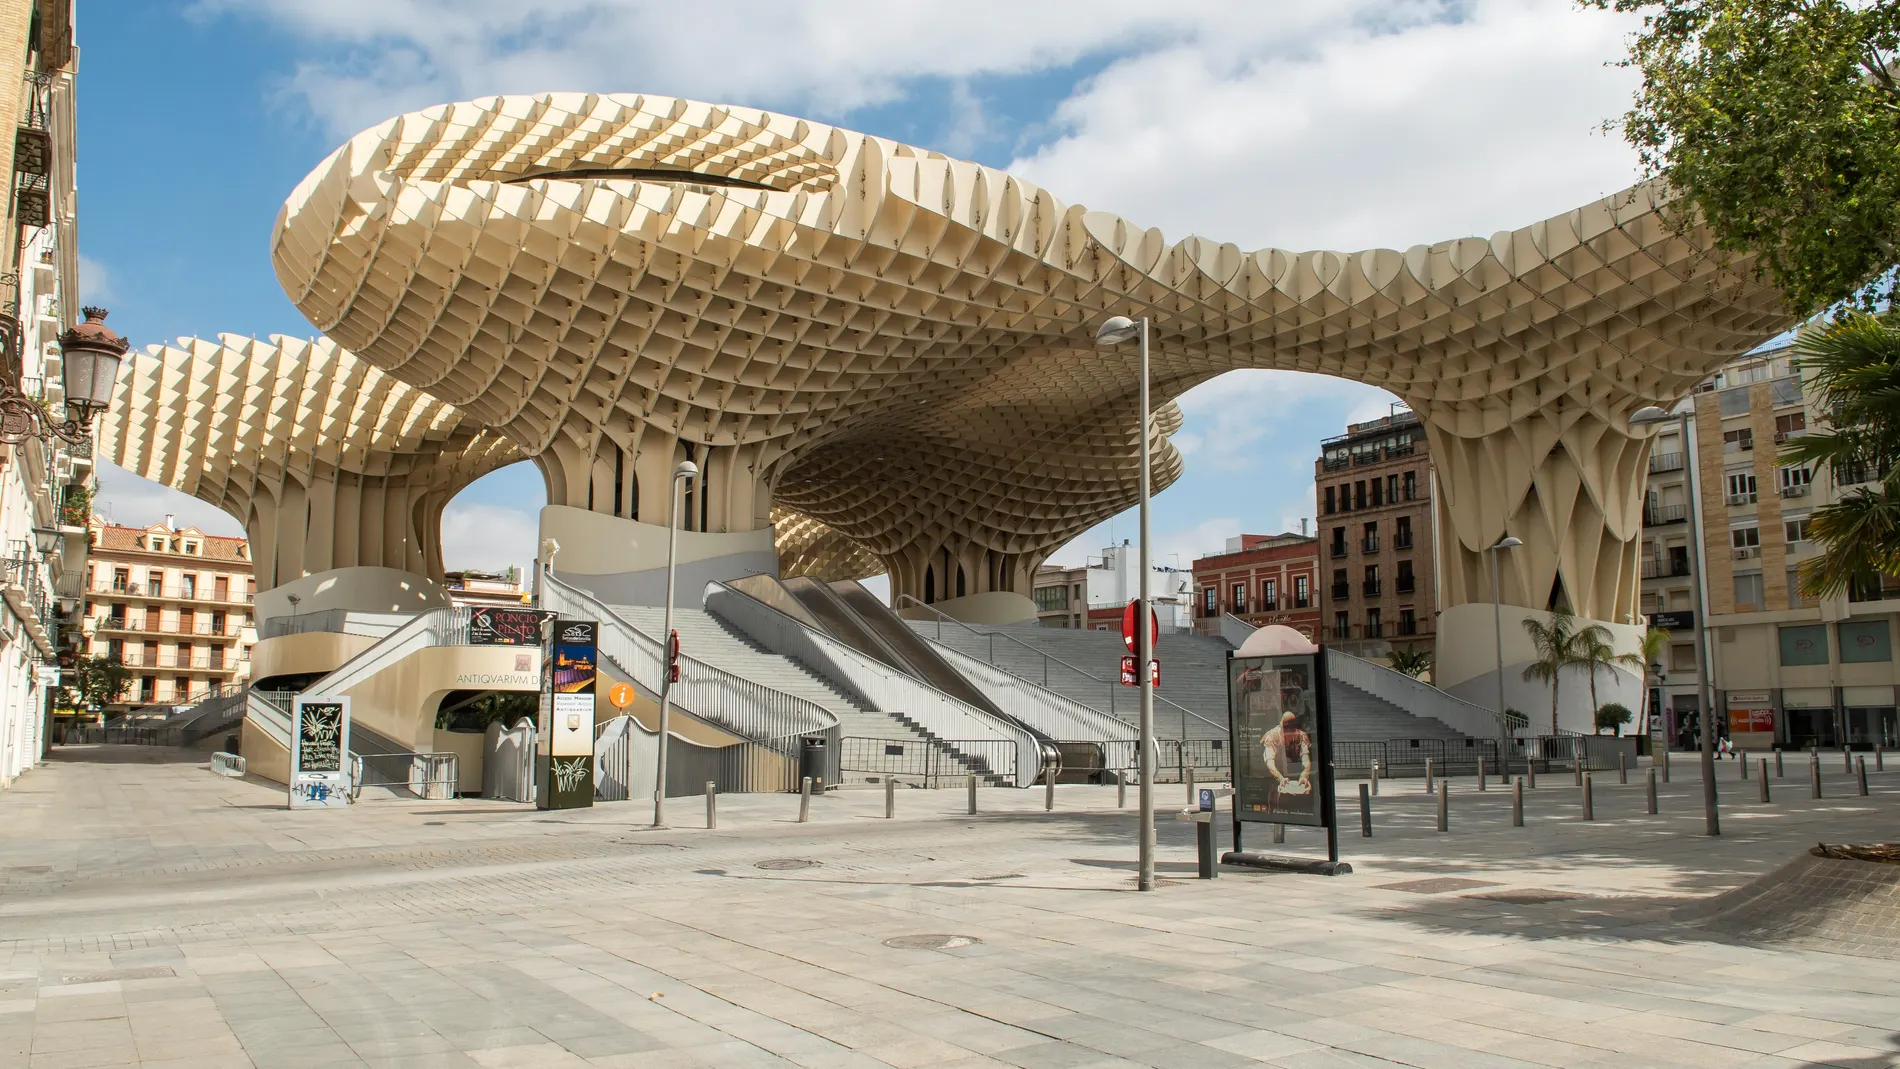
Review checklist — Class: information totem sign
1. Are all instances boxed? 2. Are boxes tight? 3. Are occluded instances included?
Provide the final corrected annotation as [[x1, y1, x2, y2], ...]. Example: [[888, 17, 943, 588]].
[[1226, 647, 1340, 863], [540, 619, 597, 809], [289, 695, 351, 809]]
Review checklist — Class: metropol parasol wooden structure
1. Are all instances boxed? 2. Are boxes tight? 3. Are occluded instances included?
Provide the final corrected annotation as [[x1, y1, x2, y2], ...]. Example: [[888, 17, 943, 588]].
[[100, 92, 1791, 700]]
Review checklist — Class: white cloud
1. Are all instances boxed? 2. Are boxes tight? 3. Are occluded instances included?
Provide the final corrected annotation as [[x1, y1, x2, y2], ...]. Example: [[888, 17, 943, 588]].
[[77, 254, 113, 305], [440, 502, 539, 577], [1011, 0, 1643, 252], [93, 461, 245, 535]]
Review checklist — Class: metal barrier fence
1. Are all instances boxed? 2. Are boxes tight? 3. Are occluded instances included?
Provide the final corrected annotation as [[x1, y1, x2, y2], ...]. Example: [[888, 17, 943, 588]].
[[58, 724, 185, 746], [348, 752, 458, 800], [838, 737, 1018, 786], [210, 752, 246, 778]]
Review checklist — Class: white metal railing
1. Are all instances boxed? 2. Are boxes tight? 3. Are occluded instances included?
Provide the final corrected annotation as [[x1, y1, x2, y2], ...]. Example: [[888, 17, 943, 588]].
[[245, 689, 293, 748], [209, 751, 246, 778], [483, 717, 536, 802], [897, 594, 1227, 736], [707, 581, 1045, 785], [541, 573, 839, 760], [927, 637, 1136, 743], [300, 607, 473, 699], [1326, 649, 1507, 739], [348, 751, 458, 800], [1218, 613, 1258, 648]]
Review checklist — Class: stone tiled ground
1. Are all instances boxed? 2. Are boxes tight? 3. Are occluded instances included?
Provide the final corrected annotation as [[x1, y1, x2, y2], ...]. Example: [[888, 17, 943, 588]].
[[1, 745, 1898, 1068]]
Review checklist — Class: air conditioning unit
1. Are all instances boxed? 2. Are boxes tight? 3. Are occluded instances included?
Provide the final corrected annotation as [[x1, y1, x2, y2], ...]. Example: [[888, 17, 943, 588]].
[[1733, 546, 1760, 559], [1780, 484, 1809, 497], [1725, 493, 1757, 506]]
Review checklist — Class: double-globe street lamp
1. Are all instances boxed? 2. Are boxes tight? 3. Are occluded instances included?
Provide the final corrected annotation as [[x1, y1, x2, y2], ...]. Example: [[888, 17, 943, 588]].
[[653, 459, 699, 828], [1487, 534, 1521, 780], [1631, 402, 1719, 836], [1092, 314, 1156, 893]]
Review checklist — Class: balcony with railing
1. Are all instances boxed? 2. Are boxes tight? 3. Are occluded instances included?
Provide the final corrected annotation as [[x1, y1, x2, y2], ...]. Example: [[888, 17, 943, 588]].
[[1393, 533, 1413, 550], [91, 615, 246, 639], [97, 581, 251, 604], [1330, 582, 1350, 600], [116, 652, 239, 672], [1649, 452, 1684, 474], [1642, 558, 1691, 579], [1361, 579, 1382, 597], [1395, 575, 1415, 594], [1361, 537, 1380, 554], [1644, 504, 1688, 526], [1330, 542, 1347, 559]]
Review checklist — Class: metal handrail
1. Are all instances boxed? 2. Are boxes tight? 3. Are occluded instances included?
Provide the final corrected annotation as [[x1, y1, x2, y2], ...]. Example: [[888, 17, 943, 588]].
[[540, 572, 839, 759], [894, 594, 1226, 734]]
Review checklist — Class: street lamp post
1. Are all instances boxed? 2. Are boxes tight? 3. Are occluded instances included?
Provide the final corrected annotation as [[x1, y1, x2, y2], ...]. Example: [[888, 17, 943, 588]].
[[1094, 314, 1155, 892], [1631, 404, 1719, 836], [1487, 534, 1522, 781], [653, 459, 699, 828]]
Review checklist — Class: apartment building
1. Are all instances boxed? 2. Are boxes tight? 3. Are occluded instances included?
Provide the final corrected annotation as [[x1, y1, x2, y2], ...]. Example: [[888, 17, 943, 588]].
[[1031, 564, 1087, 628], [444, 567, 530, 609], [1314, 410, 1436, 661], [1190, 533, 1320, 639], [81, 518, 257, 715], [0, 1, 84, 787], [1651, 341, 1900, 753]]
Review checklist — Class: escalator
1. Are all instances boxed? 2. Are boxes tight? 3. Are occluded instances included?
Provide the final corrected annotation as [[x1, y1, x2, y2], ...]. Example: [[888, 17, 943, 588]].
[[825, 579, 1012, 720]]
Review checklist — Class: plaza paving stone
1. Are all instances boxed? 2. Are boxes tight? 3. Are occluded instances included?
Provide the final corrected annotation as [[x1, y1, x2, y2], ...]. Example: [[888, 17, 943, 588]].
[[0, 745, 1897, 1068]]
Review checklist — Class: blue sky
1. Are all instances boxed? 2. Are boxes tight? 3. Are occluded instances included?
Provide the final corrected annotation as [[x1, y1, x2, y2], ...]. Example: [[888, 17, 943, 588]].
[[85, 0, 1649, 591]]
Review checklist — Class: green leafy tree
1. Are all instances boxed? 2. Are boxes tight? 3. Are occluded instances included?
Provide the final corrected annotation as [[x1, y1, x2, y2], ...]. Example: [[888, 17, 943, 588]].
[[1387, 645, 1432, 679], [1595, 702, 1636, 736], [1631, 626, 1672, 736], [63, 655, 129, 713], [1588, 1, 1900, 314], [1572, 620, 1630, 727], [1779, 313, 1900, 597], [1521, 609, 1584, 736]]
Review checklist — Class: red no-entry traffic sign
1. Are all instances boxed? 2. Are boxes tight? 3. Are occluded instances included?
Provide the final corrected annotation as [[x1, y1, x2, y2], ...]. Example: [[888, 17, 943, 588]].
[[1120, 600, 1159, 653]]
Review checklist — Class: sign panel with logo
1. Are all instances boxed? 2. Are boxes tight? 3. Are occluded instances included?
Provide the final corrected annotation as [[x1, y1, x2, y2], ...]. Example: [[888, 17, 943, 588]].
[[469, 607, 553, 646], [1726, 690, 1776, 734], [540, 619, 597, 809], [289, 696, 351, 809], [1648, 611, 1695, 632]]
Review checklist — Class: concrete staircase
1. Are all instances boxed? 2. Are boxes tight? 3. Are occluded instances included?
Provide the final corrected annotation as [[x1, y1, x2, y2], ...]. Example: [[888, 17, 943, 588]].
[[612, 606, 1009, 784], [909, 620, 1477, 745]]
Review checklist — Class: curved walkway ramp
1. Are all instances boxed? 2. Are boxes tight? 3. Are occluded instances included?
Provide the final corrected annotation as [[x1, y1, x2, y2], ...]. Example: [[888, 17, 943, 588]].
[[1687, 848, 1900, 960]]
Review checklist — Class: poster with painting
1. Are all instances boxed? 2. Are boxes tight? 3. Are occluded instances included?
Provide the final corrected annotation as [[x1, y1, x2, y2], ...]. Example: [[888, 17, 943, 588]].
[[1228, 653, 1329, 827]]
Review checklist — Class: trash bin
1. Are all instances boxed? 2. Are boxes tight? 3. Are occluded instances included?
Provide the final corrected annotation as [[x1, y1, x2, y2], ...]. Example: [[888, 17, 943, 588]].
[[798, 736, 828, 791]]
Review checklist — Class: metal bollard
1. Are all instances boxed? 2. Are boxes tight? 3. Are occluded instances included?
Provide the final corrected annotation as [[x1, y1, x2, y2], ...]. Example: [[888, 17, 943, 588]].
[[1186, 765, 1196, 806], [798, 777, 812, 822], [1878, 746, 1886, 772], [1581, 773, 1594, 821], [1810, 753, 1823, 799], [967, 774, 977, 814], [1845, 747, 1855, 774], [1758, 759, 1770, 804], [1775, 747, 1784, 777], [1573, 757, 1583, 786], [1478, 756, 1487, 791], [1528, 759, 1536, 789], [1195, 817, 1216, 879], [1512, 777, 1524, 827], [1424, 758, 1434, 794], [707, 781, 718, 829], [1045, 767, 1056, 812], [1370, 761, 1380, 796], [1740, 752, 1748, 780], [1359, 783, 1372, 837], [1436, 780, 1449, 832], [1645, 768, 1657, 814], [885, 776, 895, 819], [1857, 756, 1869, 796], [1272, 822, 1286, 844], [1661, 747, 1670, 783], [1619, 752, 1628, 785], [1117, 770, 1126, 808]]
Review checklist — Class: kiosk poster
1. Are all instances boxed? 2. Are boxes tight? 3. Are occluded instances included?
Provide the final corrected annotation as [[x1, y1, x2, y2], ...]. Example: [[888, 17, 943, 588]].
[[1229, 654, 1325, 827], [541, 619, 597, 809], [470, 607, 551, 646], [289, 696, 351, 809]]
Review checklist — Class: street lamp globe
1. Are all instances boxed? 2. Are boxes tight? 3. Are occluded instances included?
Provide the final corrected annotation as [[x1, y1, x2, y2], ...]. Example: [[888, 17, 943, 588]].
[[674, 460, 699, 480], [1491, 534, 1523, 550], [1629, 405, 1673, 426], [1094, 316, 1141, 346]]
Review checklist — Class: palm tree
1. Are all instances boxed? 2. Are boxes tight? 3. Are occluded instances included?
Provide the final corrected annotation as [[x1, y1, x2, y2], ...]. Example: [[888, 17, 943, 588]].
[[1574, 624, 1624, 724], [1624, 626, 1671, 739], [1521, 609, 1582, 735], [1780, 313, 1900, 598], [1387, 646, 1432, 679]]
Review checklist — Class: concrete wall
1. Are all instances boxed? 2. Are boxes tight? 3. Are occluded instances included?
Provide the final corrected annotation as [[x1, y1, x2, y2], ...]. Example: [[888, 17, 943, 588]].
[[538, 505, 775, 608], [1436, 602, 1643, 735], [252, 632, 379, 683], [255, 567, 450, 623], [432, 728, 489, 794], [331, 645, 544, 752], [239, 718, 291, 785], [899, 591, 1038, 625]]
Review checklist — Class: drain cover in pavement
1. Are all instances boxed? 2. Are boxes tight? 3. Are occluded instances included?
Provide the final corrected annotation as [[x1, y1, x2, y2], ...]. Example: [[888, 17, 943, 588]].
[[755, 858, 820, 871], [883, 934, 980, 950], [1466, 888, 1583, 905], [1375, 877, 1502, 894]]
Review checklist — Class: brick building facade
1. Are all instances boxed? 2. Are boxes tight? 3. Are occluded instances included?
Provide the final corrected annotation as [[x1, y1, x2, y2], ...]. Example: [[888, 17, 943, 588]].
[[1190, 533, 1320, 639], [1315, 411, 1436, 661]]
